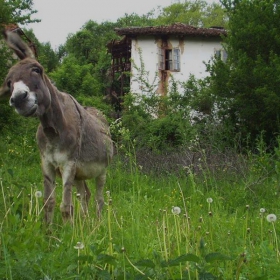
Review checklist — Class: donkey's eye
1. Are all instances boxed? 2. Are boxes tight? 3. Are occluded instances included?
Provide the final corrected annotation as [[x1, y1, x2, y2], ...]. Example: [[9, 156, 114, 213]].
[[7, 80, 11, 88], [32, 67, 41, 74]]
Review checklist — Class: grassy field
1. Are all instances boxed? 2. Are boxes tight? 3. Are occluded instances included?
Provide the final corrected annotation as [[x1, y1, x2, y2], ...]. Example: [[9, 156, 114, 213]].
[[0, 120, 280, 279]]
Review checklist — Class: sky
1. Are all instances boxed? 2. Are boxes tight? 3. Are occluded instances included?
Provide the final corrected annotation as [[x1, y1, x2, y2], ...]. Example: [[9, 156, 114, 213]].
[[25, 0, 219, 49]]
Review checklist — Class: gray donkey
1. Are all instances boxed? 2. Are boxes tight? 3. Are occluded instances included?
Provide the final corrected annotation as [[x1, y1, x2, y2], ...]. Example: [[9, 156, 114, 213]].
[[0, 31, 113, 224]]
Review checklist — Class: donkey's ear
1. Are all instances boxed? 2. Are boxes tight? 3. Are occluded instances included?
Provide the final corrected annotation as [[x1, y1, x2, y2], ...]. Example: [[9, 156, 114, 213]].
[[4, 31, 35, 60]]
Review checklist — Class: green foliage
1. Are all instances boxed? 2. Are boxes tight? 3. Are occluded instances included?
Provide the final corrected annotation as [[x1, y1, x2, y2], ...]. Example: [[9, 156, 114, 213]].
[[65, 20, 118, 65], [63, 20, 120, 95], [119, 91, 193, 151], [0, 0, 39, 26], [155, 0, 227, 27], [1, 127, 280, 278], [0, 100, 20, 134], [116, 12, 156, 27], [118, 60, 236, 152], [210, 0, 280, 145], [50, 55, 102, 97], [23, 29, 59, 73]]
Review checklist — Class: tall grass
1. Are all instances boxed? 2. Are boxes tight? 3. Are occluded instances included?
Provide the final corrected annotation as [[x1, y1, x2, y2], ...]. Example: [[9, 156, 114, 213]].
[[0, 125, 280, 279]]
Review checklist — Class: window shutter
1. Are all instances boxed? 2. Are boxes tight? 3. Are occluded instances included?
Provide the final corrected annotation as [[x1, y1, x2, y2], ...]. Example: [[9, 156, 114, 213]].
[[158, 48, 165, 70], [172, 48, 180, 71]]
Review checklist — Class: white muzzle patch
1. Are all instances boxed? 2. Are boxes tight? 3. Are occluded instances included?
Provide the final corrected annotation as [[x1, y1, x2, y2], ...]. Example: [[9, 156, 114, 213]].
[[10, 80, 38, 117]]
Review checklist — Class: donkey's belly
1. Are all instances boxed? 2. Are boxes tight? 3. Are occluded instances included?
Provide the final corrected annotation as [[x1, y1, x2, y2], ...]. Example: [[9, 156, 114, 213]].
[[75, 161, 106, 180], [44, 150, 106, 180]]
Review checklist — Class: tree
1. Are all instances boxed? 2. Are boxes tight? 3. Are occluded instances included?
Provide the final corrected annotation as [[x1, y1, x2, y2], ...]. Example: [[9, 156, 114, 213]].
[[209, 0, 280, 145], [23, 29, 59, 73], [116, 12, 156, 27], [65, 20, 118, 65], [50, 55, 101, 97], [0, 0, 39, 26], [155, 0, 227, 27]]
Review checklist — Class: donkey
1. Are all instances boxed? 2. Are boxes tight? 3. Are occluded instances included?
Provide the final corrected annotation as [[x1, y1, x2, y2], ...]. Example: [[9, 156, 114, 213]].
[[0, 31, 113, 224]]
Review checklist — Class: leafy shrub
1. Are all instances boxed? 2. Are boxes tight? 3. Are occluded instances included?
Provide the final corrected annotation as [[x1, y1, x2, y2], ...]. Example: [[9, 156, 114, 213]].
[[118, 73, 236, 153], [50, 55, 102, 97]]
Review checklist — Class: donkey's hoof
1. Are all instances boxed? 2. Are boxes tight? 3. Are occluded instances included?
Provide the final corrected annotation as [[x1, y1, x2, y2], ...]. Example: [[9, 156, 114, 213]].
[[60, 204, 73, 222]]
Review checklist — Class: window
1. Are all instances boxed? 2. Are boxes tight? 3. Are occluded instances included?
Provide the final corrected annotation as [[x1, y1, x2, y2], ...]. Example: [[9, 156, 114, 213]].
[[214, 49, 228, 62], [158, 48, 180, 71]]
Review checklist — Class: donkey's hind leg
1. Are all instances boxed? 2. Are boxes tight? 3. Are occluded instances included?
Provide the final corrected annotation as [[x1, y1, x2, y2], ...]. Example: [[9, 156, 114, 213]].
[[95, 172, 106, 218], [75, 180, 91, 217]]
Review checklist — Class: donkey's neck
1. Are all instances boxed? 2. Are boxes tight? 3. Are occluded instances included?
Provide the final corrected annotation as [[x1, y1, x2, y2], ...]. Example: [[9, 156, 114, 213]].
[[39, 85, 67, 136]]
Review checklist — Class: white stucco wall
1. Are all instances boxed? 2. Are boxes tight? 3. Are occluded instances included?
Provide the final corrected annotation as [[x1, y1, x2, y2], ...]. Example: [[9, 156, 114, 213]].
[[130, 36, 223, 95]]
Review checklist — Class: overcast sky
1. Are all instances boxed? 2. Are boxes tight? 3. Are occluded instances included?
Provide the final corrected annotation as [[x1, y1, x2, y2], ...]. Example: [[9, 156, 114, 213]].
[[25, 0, 219, 49]]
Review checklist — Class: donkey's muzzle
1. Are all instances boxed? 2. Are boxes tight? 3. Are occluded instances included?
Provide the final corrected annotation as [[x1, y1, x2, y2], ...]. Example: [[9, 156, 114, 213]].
[[10, 91, 28, 107]]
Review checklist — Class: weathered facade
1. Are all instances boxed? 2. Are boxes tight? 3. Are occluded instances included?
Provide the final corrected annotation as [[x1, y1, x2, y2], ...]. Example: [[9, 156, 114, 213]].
[[107, 23, 226, 98]]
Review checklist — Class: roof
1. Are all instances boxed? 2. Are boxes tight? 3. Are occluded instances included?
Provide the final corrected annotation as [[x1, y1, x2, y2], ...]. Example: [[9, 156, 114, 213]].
[[114, 23, 226, 38]]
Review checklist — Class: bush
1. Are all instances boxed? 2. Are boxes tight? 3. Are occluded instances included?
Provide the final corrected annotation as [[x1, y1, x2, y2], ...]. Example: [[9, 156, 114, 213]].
[[50, 56, 102, 97]]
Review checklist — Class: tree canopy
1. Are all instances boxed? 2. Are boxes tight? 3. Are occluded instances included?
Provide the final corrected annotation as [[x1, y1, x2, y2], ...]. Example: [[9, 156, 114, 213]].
[[0, 0, 39, 26], [155, 0, 227, 27], [210, 0, 280, 145]]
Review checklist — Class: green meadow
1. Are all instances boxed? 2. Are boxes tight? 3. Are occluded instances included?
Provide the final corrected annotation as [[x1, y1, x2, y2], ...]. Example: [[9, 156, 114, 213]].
[[0, 118, 280, 280]]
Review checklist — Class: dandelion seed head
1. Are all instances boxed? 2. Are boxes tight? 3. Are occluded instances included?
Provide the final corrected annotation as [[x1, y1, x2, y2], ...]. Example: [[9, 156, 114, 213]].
[[34, 191, 42, 198], [260, 208, 266, 213], [74, 242, 84, 250], [172, 206, 181, 215], [266, 214, 277, 223], [206, 198, 213, 203]]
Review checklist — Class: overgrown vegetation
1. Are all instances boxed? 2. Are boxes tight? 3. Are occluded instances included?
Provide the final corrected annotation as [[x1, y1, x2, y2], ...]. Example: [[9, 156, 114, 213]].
[[210, 0, 280, 145], [1, 122, 280, 279], [1, 0, 280, 278]]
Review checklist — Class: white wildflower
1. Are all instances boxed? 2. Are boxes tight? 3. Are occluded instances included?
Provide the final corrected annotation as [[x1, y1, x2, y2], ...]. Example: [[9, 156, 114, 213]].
[[74, 242, 84, 250], [206, 198, 213, 203], [266, 214, 277, 223], [260, 208, 266, 213], [172, 206, 181, 215], [34, 191, 42, 198]]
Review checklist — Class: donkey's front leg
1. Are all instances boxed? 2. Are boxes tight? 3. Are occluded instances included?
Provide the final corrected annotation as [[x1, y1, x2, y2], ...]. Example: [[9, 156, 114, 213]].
[[60, 162, 76, 222], [42, 161, 56, 224]]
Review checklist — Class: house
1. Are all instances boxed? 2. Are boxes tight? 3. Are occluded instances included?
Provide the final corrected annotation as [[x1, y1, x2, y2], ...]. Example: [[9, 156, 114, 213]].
[[107, 23, 226, 99]]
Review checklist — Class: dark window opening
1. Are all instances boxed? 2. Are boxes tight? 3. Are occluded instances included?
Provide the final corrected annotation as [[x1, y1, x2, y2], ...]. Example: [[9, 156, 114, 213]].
[[159, 48, 180, 71]]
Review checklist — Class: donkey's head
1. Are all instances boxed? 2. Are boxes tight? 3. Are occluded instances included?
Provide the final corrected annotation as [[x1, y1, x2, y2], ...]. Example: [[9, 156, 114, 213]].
[[0, 31, 51, 117]]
